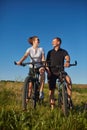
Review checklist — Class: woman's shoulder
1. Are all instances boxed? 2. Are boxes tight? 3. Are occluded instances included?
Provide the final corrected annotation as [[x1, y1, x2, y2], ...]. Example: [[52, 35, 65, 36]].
[[38, 47, 45, 54], [38, 47, 44, 51], [26, 47, 32, 53]]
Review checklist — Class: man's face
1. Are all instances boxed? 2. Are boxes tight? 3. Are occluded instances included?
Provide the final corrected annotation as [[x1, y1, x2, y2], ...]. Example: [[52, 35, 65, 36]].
[[52, 39, 60, 47]]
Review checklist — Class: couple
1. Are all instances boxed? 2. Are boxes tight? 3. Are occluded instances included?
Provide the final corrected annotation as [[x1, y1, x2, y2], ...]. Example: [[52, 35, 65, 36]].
[[16, 36, 72, 109]]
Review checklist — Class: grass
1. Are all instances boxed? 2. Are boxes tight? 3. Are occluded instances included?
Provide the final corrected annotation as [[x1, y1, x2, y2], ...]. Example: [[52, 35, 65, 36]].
[[0, 81, 87, 130]]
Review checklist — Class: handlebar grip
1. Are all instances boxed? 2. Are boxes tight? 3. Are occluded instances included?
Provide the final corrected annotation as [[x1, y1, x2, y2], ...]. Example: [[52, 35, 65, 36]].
[[69, 60, 77, 67], [14, 61, 17, 65], [75, 60, 77, 65], [14, 61, 25, 66]]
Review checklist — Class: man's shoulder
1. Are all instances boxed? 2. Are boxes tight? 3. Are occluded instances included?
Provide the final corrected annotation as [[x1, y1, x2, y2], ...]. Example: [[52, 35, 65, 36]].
[[60, 48, 69, 55], [48, 49, 54, 53], [60, 48, 67, 52]]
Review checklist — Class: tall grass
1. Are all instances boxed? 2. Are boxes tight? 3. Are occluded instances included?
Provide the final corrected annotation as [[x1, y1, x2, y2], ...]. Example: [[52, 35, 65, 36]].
[[0, 81, 87, 130]]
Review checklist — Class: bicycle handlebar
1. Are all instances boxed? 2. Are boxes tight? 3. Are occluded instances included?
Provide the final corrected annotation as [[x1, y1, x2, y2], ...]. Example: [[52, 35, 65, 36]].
[[14, 61, 46, 67], [14, 60, 77, 68], [69, 60, 77, 67], [47, 60, 77, 68]]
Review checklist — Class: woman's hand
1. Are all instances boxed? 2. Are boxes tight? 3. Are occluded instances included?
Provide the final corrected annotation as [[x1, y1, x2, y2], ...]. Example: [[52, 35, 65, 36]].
[[16, 61, 22, 65]]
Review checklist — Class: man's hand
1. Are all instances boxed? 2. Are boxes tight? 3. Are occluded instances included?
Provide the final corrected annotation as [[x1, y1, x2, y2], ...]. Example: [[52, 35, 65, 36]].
[[64, 62, 70, 67]]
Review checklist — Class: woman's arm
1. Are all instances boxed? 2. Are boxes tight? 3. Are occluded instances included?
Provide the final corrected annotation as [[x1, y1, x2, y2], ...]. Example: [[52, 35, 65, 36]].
[[16, 52, 29, 65], [42, 53, 45, 61]]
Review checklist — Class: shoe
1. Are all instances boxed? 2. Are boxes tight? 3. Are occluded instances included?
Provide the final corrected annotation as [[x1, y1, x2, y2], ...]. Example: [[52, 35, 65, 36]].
[[39, 92, 44, 99], [26, 96, 31, 103]]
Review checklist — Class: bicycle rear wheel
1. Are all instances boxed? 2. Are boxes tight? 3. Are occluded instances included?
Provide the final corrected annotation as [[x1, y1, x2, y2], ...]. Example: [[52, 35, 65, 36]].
[[62, 84, 68, 116]]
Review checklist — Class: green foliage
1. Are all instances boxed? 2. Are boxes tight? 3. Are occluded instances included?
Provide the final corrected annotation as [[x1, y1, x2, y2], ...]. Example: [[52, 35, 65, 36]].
[[0, 81, 87, 130], [73, 87, 87, 93], [0, 108, 87, 130]]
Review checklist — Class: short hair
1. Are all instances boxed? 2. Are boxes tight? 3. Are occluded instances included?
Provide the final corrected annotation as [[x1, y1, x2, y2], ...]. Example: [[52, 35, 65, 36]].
[[54, 37, 62, 44]]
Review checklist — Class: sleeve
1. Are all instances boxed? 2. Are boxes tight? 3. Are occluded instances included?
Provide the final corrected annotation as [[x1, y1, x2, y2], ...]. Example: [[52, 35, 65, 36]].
[[64, 50, 69, 57], [46, 52, 49, 61], [46, 51, 51, 61], [25, 48, 30, 54], [46, 51, 51, 67], [41, 48, 45, 55]]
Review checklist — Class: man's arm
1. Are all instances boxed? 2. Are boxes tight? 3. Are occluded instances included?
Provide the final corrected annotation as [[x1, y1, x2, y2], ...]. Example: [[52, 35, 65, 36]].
[[64, 55, 70, 67]]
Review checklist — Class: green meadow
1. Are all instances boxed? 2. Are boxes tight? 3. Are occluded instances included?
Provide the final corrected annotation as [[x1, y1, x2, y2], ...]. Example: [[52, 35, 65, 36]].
[[0, 81, 87, 130]]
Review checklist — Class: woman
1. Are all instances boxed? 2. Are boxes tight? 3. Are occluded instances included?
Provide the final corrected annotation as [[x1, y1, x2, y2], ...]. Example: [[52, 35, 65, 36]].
[[16, 36, 45, 101]]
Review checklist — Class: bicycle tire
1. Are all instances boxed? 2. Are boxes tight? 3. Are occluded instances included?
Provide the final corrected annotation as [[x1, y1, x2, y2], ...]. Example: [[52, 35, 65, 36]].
[[58, 90, 62, 108], [62, 84, 68, 116], [32, 82, 39, 109], [22, 76, 31, 110]]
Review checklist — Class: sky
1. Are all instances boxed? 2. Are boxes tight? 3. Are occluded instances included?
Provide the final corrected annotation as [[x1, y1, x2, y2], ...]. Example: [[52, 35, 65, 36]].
[[0, 0, 87, 84]]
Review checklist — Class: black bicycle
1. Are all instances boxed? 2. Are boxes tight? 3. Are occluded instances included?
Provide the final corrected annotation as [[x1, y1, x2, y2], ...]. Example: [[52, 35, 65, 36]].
[[14, 61, 46, 110], [56, 61, 77, 116]]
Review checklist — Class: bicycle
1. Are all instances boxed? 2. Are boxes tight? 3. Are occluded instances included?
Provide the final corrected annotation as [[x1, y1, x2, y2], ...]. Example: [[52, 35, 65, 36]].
[[14, 61, 46, 110], [47, 61, 77, 116], [55, 61, 77, 116]]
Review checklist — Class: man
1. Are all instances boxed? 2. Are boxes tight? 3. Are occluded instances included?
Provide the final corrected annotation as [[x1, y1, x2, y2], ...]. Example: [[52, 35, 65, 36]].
[[46, 37, 72, 109]]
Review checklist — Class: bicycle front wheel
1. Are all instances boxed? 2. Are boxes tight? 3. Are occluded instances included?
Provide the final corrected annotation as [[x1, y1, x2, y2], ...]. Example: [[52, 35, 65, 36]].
[[62, 84, 68, 116], [22, 76, 31, 110]]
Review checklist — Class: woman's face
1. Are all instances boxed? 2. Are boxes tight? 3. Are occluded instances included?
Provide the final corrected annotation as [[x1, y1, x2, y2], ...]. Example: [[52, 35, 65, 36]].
[[33, 38, 39, 47]]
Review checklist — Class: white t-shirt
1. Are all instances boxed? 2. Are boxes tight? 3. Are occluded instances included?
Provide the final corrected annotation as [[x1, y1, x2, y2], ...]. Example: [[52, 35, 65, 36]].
[[26, 46, 45, 68]]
